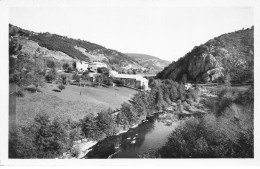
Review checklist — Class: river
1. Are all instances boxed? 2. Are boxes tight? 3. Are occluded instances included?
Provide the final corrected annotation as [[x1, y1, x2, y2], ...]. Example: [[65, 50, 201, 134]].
[[85, 113, 180, 158]]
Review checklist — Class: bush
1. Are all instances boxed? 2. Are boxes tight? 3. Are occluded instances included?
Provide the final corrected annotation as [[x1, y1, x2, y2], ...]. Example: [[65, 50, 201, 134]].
[[187, 88, 200, 102], [216, 88, 239, 116], [58, 84, 65, 90], [14, 90, 24, 97], [72, 73, 81, 82], [60, 74, 68, 85], [235, 86, 254, 106], [46, 60, 56, 68], [45, 68, 57, 82], [62, 63, 70, 71], [25, 86, 42, 93]]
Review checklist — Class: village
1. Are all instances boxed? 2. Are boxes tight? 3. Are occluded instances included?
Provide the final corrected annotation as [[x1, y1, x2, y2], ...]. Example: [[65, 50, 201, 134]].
[[58, 60, 150, 91]]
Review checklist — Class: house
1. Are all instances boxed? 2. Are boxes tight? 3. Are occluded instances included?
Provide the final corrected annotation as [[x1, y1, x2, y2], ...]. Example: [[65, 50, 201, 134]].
[[86, 72, 98, 82], [110, 71, 149, 90], [88, 62, 107, 73], [76, 61, 89, 72]]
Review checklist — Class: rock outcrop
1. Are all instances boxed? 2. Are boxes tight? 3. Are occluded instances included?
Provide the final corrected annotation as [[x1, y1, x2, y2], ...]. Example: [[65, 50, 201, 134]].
[[156, 27, 254, 83]]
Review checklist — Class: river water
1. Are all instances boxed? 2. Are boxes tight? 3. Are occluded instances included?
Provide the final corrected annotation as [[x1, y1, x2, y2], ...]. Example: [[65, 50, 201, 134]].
[[85, 113, 180, 158]]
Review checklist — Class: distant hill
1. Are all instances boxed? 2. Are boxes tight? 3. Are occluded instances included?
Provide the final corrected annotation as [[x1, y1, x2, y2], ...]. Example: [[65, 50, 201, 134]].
[[156, 27, 254, 83], [126, 53, 171, 74], [9, 24, 144, 72]]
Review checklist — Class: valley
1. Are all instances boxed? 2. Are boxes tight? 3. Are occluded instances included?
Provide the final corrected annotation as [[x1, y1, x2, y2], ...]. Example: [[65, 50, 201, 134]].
[[8, 24, 254, 159]]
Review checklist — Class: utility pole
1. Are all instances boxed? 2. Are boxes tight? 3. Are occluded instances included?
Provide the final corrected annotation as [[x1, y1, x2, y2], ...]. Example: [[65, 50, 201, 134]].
[[80, 78, 82, 96]]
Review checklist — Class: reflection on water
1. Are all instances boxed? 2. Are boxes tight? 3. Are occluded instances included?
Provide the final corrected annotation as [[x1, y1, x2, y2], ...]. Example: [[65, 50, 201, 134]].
[[85, 113, 179, 158]]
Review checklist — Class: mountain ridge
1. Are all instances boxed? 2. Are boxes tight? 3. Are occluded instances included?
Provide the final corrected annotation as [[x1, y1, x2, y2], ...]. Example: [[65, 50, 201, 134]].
[[126, 53, 171, 74], [9, 24, 143, 72]]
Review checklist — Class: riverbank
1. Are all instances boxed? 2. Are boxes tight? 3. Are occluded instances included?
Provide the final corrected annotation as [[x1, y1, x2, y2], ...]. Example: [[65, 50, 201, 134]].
[[61, 83, 214, 159], [60, 121, 142, 159], [84, 112, 183, 158]]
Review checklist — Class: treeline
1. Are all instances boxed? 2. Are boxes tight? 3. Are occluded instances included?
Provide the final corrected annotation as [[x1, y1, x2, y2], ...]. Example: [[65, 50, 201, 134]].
[[154, 86, 254, 158], [9, 79, 196, 158]]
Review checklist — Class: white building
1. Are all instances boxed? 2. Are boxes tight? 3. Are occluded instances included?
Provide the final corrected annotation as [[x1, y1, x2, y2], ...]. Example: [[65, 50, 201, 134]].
[[76, 61, 89, 72], [88, 62, 107, 72], [109, 71, 149, 90]]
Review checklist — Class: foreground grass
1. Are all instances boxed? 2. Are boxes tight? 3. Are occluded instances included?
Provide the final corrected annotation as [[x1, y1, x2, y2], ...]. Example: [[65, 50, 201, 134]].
[[12, 83, 138, 126]]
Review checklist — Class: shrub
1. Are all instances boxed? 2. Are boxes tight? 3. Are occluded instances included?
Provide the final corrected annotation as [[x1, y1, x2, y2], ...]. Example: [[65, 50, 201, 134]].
[[58, 84, 65, 90], [14, 90, 24, 97], [25, 86, 42, 93], [45, 68, 57, 82], [188, 88, 200, 102], [62, 63, 70, 71], [235, 86, 254, 106], [60, 74, 68, 85], [46, 60, 56, 68], [216, 88, 240, 116], [72, 73, 81, 82]]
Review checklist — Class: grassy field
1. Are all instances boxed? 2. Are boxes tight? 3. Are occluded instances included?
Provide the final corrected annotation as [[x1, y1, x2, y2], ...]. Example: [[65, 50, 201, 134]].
[[11, 83, 138, 126]]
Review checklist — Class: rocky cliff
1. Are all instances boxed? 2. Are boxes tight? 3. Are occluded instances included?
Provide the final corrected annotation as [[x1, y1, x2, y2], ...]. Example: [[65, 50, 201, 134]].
[[156, 27, 254, 83]]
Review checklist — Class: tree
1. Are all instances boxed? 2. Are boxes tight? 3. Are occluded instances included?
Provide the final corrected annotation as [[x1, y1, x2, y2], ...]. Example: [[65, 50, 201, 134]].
[[72, 62, 77, 70], [32, 114, 69, 158], [120, 103, 137, 125], [62, 63, 70, 71], [58, 84, 65, 91], [97, 67, 109, 74], [32, 71, 44, 92], [46, 60, 56, 69], [155, 87, 165, 111], [80, 114, 102, 140], [72, 73, 81, 82], [45, 68, 57, 82], [224, 74, 231, 87], [95, 110, 117, 137], [129, 92, 148, 121], [60, 74, 68, 85]]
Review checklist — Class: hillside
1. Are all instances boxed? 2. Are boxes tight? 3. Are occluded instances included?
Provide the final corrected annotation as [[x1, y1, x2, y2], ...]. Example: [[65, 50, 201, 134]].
[[126, 53, 171, 74], [156, 27, 254, 83], [9, 24, 143, 71]]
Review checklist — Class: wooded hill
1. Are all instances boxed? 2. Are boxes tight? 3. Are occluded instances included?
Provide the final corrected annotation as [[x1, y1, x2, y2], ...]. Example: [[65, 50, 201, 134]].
[[9, 24, 143, 72]]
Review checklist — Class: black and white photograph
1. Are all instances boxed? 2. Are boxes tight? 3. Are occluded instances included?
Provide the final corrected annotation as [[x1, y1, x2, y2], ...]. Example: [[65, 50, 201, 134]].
[[0, 0, 259, 166]]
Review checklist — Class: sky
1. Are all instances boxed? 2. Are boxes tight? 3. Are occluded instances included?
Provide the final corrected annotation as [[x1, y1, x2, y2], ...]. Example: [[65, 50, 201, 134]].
[[9, 3, 253, 62]]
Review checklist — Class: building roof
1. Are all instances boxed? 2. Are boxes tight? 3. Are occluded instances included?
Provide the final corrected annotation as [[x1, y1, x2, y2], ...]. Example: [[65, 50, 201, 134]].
[[89, 62, 107, 65], [112, 73, 148, 81]]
